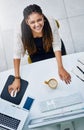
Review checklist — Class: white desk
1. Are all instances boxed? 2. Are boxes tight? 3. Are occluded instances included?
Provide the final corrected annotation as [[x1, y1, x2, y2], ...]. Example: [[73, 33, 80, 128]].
[[0, 52, 84, 130]]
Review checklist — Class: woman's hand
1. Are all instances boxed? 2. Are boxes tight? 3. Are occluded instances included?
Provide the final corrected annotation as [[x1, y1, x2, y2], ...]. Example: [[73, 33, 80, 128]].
[[58, 66, 71, 84], [8, 79, 20, 94]]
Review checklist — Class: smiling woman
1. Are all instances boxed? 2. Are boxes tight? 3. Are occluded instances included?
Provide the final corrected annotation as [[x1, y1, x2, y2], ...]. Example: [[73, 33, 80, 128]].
[[8, 4, 71, 94]]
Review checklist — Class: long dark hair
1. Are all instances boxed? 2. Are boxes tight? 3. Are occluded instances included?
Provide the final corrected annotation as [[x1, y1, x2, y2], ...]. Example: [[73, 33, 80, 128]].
[[21, 4, 53, 55]]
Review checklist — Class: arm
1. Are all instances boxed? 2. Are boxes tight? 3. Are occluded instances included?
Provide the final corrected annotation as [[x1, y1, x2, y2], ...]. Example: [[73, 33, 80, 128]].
[[14, 59, 20, 78], [55, 51, 71, 84], [8, 26, 24, 94], [8, 59, 21, 94], [50, 18, 71, 84]]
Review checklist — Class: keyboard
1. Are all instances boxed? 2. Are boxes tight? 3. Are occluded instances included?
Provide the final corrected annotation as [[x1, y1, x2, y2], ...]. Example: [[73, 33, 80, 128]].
[[39, 93, 83, 112], [0, 113, 20, 130]]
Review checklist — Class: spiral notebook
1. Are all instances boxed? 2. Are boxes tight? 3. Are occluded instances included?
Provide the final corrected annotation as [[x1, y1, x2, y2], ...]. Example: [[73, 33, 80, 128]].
[[0, 75, 28, 105]]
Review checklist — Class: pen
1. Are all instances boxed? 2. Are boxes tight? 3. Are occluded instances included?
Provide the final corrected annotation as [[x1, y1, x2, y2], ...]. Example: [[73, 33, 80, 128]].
[[78, 59, 84, 65], [75, 74, 84, 82], [72, 70, 84, 82], [77, 66, 84, 74]]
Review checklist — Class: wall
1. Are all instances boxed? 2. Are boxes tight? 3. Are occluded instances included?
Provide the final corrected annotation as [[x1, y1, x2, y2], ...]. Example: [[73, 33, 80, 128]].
[[0, 27, 7, 71], [0, 0, 84, 71]]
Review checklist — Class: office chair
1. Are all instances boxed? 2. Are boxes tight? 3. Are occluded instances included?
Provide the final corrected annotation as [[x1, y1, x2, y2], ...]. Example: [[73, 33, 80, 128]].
[[28, 55, 32, 64], [28, 20, 66, 64]]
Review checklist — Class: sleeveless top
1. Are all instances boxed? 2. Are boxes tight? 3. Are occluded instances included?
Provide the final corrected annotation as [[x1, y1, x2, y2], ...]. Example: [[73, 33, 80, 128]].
[[30, 37, 55, 62]]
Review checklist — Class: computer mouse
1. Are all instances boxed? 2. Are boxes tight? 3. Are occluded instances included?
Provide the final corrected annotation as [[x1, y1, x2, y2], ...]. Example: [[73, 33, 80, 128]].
[[10, 90, 18, 97]]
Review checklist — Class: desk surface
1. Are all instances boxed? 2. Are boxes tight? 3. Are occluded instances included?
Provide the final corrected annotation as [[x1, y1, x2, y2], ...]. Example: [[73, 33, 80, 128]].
[[0, 52, 84, 130]]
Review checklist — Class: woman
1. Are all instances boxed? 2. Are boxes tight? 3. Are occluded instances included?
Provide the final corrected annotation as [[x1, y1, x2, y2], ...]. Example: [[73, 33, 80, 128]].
[[8, 4, 71, 94]]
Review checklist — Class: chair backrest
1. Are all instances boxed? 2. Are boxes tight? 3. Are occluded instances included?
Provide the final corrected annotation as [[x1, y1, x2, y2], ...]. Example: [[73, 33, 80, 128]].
[[55, 20, 60, 29], [28, 55, 32, 64]]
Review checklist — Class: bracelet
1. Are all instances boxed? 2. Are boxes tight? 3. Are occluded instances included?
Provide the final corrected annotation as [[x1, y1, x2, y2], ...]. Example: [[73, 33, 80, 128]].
[[15, 76, 21, 79]]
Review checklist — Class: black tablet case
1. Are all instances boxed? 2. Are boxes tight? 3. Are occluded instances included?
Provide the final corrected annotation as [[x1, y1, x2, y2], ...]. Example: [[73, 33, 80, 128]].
[[1, 75, 28, 105]]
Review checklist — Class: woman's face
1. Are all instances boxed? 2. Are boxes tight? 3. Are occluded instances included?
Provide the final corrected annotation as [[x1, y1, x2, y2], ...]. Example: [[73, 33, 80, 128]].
[[26, 12, 44, 36]]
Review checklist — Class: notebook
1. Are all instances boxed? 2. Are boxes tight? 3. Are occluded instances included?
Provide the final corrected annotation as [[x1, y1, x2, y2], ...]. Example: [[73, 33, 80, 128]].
[[0, 75, 28, 105], [0, 99, 29, 130]]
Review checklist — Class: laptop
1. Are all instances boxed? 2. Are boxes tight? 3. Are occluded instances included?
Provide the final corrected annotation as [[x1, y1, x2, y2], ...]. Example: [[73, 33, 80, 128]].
[[0, 99, 29, 130]]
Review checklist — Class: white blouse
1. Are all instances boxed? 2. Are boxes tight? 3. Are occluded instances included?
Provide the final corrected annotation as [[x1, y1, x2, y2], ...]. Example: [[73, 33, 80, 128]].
[[13, 17, 61, 59]]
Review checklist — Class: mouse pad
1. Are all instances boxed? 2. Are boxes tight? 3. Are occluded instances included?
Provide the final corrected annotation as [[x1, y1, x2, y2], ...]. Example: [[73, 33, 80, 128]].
[[1, 75, 28, 105]]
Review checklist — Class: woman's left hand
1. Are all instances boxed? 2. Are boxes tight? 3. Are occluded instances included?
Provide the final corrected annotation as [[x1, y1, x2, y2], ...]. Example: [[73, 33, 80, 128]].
[[58, 66, 71, 84]]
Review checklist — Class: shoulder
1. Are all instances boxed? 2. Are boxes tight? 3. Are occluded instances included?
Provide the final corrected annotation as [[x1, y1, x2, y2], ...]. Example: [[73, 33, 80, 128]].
[[47, 16, 55, 23], [13, 23, 24, 51], [46, 16, 58, 31]]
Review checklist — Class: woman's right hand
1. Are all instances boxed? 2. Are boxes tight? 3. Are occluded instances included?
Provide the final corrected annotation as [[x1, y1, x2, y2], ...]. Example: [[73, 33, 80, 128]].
[[8, 79, 20, 94]]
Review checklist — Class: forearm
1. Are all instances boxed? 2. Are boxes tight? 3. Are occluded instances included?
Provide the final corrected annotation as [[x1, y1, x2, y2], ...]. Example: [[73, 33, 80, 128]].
[[54, 51, 63, 69], [13, 59, 20, 77], [8, 59, 21, 93]]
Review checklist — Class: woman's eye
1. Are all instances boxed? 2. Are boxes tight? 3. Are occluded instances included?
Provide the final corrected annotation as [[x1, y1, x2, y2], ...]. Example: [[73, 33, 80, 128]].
[[29, 18, 43, 25], [37, 18, 43, 22], [30, 21, 35, 24]]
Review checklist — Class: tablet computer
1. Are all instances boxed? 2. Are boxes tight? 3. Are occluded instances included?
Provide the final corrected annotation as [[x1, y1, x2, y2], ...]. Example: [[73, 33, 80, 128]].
[[0, 75, 28, 105]]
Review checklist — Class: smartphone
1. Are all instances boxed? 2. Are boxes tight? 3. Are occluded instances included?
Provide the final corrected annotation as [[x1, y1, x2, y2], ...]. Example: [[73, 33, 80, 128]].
[[23, 97, 34, 110]]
